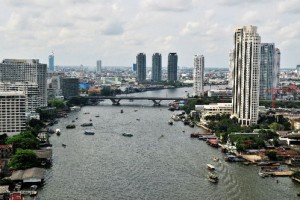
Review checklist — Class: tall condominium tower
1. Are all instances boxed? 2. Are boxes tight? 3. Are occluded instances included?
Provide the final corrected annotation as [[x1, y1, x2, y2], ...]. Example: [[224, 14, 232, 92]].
[[152, 53, 162, 82], [228, 49, 234, 87], [96, 60, 102, 74], [136, 53, 146, 81], [0, 91, 26, 135], [274, 48, 280, 88], [49, 51, 55, 71], [232, 26, 261, 126], [0, 59, 48, 107], [260, 43, 276, 100], [168, 53, 178, 81], [193, 55, 204, 96]]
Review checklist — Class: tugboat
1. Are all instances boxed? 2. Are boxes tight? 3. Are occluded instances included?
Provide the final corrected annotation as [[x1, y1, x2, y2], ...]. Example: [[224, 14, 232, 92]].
[[122, 133, 133, 137]]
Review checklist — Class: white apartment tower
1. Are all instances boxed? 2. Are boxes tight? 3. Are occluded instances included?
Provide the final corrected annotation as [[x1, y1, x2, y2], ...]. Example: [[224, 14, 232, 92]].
[[0, 59, 47, 107], [193, 55, 204, 96], [0, 91, 26, 135], [96, 60, 102, 74], [232, 26, 261, 126], [228, 49, 234, 87]]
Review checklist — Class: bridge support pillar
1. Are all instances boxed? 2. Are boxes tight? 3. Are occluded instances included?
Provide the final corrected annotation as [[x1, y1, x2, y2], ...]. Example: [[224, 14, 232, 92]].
[[152, 100, 162, 106], [110, 99, 121, 105]]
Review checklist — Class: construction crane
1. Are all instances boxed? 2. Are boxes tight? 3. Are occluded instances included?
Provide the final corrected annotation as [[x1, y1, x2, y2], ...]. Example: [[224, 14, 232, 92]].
[[264, 84, 299, 109]]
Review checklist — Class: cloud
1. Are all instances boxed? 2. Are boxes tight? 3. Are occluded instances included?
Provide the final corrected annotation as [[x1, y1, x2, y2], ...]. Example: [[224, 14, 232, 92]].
[[278, 0, 300, 14], [142, 0, 193, 12], [101, 20, 124, 35]]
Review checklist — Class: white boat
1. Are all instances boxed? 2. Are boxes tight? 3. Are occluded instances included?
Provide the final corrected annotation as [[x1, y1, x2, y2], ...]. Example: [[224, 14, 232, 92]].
[[171, 114, 181, 121], [207, 172, 218, 183], [84, 130, 95, 135], [55, 129, 61, 135], [207, 164, 215, 170]]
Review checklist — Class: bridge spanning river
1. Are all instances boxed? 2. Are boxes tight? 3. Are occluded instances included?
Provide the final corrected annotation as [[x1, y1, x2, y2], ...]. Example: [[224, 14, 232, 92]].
[[85, 96, 193, 106]]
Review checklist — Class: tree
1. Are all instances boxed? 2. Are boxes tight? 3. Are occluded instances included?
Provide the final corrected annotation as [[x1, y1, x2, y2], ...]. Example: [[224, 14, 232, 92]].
[[8, 149, 39, 170], [6, 131, 39, 150], [48, 99, 65, 109], [269, 122, 284, 131]]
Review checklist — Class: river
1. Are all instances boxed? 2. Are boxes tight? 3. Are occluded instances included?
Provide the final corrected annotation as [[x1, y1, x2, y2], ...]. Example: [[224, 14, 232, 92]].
[[38, 86, 300, 200]]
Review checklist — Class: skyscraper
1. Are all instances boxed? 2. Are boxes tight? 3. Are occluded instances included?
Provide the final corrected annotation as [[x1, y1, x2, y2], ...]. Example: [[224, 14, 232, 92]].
[[193, 55, 204, 96], [152, 53, 162, 82], [0, 59, 48, 107], [49, 51, 55, 71], [136, 53, 146, 81], [228, 49, 234, 87], [96, 60, 102, 74], [168, 53, 178, 81], [260, 43, 276, 100], [274, 48, 280, 88], [232, 26, 261, 126]]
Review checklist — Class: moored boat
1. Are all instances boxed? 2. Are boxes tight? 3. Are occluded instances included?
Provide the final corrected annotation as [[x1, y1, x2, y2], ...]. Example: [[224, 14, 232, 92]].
[[213, 157, 219, 162], [207, 172, 218, 183]]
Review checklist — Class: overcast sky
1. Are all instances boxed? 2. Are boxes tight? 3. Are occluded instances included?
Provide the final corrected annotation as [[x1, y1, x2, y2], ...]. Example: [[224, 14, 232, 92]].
[[0, 0, 299, 68]]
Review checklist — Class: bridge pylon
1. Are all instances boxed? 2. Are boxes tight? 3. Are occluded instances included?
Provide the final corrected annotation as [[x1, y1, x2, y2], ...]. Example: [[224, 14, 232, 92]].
[[152, 100, 162, 106]]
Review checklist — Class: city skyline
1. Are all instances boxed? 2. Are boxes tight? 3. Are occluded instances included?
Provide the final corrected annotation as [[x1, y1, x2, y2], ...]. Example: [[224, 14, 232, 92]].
[[0, 1, 299, 68]]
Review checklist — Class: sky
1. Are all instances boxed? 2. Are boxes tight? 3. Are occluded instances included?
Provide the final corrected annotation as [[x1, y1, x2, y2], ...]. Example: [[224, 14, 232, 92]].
[[0, 0, 299, 68]]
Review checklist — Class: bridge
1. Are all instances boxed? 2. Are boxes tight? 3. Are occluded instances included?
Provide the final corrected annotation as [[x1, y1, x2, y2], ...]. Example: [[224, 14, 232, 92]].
[[84, 96, 191, 106]]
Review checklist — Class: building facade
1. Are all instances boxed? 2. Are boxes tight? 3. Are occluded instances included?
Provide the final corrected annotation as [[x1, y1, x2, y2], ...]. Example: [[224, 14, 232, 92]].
[[228, 49, 234, 87], [96, 60, 102, 74], [193, 55, 204, 96], [0, 82, 40, 112], [260, 43, 275, 100], [48, 52, 54, 71], [152, 53, 162, 82], [232, 26, 261, 126], [0, 91, 26, 135], [61, 78, 79, 99], [136, 53, 146, 81], [168, 53, 178, 81], [274, 48, 280, 88], [0, 59, 47, 107]]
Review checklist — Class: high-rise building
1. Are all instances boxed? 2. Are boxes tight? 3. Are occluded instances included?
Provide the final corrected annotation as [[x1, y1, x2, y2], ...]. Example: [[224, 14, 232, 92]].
[[0, 59, 47, 107], [132, 63, 137, 72], [0, 91, 26, 135], [152, 53, 162, 82], [297, 65, 300, 78], [168, 53, 178, 81], [136, 53, 146, 81], [193, 55, 204, 96], [228, 49, 234, 87], [49, 52, 55, 71], [274, 48, 280, 88], [96, 60, 102, 74], [260, 43, 276, 100], [232, 26, 261, 126], [61, 78, 79, 99], [0, 82, 40, 112]]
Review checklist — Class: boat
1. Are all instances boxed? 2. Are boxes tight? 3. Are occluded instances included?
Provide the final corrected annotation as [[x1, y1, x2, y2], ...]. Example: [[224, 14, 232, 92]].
[[95, 115, 100, 117], [66, 124, 76, 129], [81, 123, 93, 127], [84, 112, 90, 114], [122, 133, 133, 137], [121, 109, 124, 113], [30, 185, 38, 196], [84, 130, 95, 135], [62, 143, 67, 147], [10, 192, 24, 200], [55, 129, 61, 136], [207, 172, 218, 183], [207, 164, 215, 170], [258, 171, 270, 178], [213, 157, 219, 162], [72, 120, 75, 122], [89, 119, 92, 121], [171, 114, 181, 121], [168, 120, 173, 125], [189, 122, 194, 128]]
